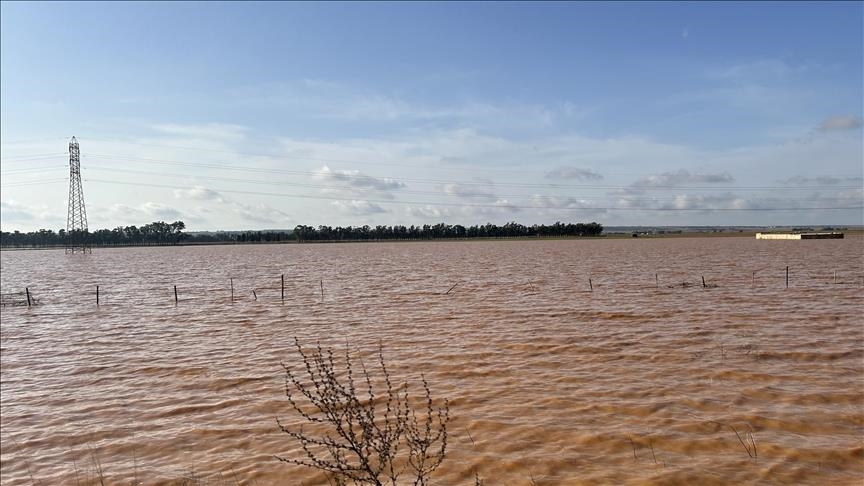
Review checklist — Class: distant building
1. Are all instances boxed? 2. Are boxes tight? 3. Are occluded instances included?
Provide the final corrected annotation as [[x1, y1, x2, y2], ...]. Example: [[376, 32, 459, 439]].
[[756, 232, 844, 240]]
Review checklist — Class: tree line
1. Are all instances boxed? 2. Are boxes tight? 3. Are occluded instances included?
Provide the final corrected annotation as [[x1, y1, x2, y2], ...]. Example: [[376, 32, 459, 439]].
[[0, 221, 187, 248], [0, 220, 603, 248], [293, 221, 603, 241]]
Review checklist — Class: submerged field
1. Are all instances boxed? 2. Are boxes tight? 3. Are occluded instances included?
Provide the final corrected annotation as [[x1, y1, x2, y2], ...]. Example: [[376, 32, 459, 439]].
[[1, 237, 862, 484]]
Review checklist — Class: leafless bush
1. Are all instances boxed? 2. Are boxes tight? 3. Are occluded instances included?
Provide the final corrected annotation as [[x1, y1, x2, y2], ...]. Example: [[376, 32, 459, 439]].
[[275, 338, 450, 485], [729, 425, 758, 462]]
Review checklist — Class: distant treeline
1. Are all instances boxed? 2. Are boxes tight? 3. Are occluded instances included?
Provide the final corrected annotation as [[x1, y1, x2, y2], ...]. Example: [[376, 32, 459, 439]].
[[0, 220, 603, 248], [1, 221, 187, 248], [293, 222, 603, 241]]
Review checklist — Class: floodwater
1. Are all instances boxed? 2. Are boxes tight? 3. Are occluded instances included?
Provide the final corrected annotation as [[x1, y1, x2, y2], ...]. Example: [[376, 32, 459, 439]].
[[1, 237, 862, 485]]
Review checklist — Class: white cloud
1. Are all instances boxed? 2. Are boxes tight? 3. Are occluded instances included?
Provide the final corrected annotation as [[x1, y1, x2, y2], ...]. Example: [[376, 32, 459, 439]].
[[173, 185, 289, 225], [529, 195, 596, 210], [705, 59, 808, 81], [0, 199, 56, 223], [315, 166, 405, 192], [779, 175, 864, 186], [103, 202, 187, 222], [493, 199, 520, 213], [330, 200, 387, 215], [633, 170, 735, 188], [405, 205, 452, 219], [140, 202, 183, 220], [545, 167, 603, 181], [443, 182, 497, 201], [173, 185, 226, 202], [151, 123, 249, 141], [818, 115, 863, 132], [231, 201, 292, 224]]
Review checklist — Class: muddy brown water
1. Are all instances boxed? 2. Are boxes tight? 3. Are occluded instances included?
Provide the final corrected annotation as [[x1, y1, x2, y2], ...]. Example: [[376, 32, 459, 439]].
[[1, 237, 862, 485]]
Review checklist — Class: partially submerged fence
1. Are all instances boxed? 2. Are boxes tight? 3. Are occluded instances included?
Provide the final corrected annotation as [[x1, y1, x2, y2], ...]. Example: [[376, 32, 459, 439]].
[[0, 289, 36, 307], [2, 265, 862, 311]]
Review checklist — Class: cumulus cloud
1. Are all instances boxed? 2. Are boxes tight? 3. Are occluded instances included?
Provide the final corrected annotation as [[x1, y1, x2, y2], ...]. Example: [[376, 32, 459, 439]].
[[611, 190, 864, 213], [140, 202, 183, 220], [232, 201, 292, 224], [544, 167, 603, 181], [0, 199, 63, 229], [817, 115, 863, 132], [492, 199, 520, 213], [529, 195, 596, 209], [330, 200, 387, 215], [171, 185, 290, 225], [1, 200, 37, 221], [0, 200, 63, 230], [405, 205, 452, 219], [316, 166, 405, 192], [779, 175, 864, 186], [613, 192, 750, 211], [632, 170, 734, 188], [443, 183, 497, 201], [103, 202, 186, 222], [174, 185, 226, 202]]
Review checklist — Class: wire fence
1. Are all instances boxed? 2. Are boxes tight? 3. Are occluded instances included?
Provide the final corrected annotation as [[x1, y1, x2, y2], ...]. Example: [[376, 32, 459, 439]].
[[3, 265, 862, 312]]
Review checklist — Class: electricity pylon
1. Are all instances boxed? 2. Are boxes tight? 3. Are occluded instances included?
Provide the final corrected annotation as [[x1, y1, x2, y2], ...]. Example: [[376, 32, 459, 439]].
[[66, 136, 90, 253]]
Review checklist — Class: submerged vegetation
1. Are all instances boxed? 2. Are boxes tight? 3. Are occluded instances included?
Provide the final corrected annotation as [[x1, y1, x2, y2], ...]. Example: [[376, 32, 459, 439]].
[[277, 339, 450, 485]]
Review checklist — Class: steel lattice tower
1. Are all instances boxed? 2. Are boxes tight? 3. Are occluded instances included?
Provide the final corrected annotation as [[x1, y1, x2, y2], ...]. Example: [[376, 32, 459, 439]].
[[66, 136, 90, 253]]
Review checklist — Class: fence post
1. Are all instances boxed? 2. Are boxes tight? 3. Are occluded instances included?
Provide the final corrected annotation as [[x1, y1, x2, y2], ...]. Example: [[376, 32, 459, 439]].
[[230, 278, 234, 302], [588, 278, 593, 292], [281, 274, 285, 301], [174, 285, 178, 305], [97, 285, 100, 306], [25, 287, 31, 307], [786, 266, 789, 288]]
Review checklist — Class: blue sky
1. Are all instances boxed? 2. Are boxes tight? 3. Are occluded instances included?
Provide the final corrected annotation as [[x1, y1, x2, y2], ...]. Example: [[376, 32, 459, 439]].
[[1, 1, 862, 231]]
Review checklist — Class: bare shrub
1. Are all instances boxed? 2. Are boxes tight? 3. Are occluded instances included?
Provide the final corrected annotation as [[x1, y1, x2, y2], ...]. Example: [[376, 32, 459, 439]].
[[729, 425, 757, 462], [275, 339, 450, 485]]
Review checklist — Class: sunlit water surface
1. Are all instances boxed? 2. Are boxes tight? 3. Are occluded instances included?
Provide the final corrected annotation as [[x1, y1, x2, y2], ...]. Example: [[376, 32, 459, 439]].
[[1, 237, 862, 485]]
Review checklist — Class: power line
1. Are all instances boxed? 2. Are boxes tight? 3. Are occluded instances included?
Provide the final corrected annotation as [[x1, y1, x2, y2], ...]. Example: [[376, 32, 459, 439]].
[[0, 154, 67, 164], [1, 166, 67, 174], [1, 178, 67, 187], [76, 164, 864, 204], [80, 135, 864, 179], [81, 153, 862, 191], [84, 178, 864, 212]]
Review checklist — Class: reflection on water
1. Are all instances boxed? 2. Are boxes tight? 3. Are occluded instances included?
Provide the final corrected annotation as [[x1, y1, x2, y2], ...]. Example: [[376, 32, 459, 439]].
[[2, 237, 863, 484]]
